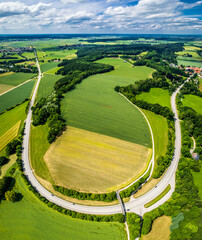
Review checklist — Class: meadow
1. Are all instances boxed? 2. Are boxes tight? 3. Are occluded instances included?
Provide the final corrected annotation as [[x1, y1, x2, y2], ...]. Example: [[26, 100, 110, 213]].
[[44, 127, 151, 192], [142, 216, 171, 240], [62, 58, 154, 147], [40, 62, 60, 73], [0, 80, 35, 113], [193, 170, 202, 199], [21, 51, 35, 59], [36, 74, 62, 101], [0, 170, 126, 240], [177, 56, 202, 68], [136, 88, 171, 109], [43, 49, 77, 61], [182, 94, 202, 115], [30, 124, 52, 182], [0, 72, 36, 86]]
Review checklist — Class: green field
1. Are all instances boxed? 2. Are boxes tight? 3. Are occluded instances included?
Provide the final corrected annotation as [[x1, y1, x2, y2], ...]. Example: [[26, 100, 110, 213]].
[[182, 94, 202, 114], [21, 52, 35, 59], [0, 80, 35, 113], [30, 124, 52, 182], [43, 49, 77, 61], [136, 88, 171, 109], [62, 58, 154, 147], [0, 170, 126, 240], [40, 62, 60, 73], [0, 102, 27, 137], [0, 84, 13, 94], [193, 169, 202, 199], [141, 109, 168, 161], [36, 74, 62, 102], [177, 56, 202, 67], [0, 72, 36, 86]]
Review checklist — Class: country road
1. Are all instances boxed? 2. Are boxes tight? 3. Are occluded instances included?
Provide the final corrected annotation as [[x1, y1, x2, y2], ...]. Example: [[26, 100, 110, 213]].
[[22, 52, 187, 216]]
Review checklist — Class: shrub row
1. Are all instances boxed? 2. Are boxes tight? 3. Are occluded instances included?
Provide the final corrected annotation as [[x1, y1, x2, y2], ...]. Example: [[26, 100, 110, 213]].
[[120, 167, 151, 198], [53, 185, 117, 202], [127, 213, 142, 239]]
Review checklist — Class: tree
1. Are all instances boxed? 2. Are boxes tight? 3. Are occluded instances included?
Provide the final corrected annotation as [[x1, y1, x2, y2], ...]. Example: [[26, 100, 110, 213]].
[[5, 190, 18, 202]]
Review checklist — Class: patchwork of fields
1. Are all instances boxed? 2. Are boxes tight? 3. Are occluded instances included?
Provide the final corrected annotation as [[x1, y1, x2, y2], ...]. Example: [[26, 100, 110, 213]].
[[0, 80, 35, 113], [44, 127, 151, 192], [136, 88, 171, 109]]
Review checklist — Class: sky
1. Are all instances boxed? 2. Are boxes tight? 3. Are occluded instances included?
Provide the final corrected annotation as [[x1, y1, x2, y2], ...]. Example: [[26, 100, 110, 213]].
[[0, 0, 202, 34]]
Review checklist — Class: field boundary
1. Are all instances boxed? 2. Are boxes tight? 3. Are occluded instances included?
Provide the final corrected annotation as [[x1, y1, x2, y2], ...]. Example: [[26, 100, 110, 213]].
[[118, 93, 155, 193], [0, 78, 33, 97], [0, 120, 21, 151]]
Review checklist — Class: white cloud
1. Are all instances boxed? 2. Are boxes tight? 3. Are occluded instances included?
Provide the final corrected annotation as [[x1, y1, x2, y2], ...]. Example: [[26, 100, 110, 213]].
[[183, 1, 202, 9], [61, 0, 87, 3]]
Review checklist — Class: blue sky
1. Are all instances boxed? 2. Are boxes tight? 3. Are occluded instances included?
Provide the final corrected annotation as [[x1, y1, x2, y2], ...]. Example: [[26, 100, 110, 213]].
[[0, 0, 201, 34]]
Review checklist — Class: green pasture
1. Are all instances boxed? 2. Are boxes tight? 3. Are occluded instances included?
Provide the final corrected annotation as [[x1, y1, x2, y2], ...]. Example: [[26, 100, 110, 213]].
[[45, 67, 62, 75], [0, 72, 36, 86], [36, 74, 62, 102], [177, 56, 202, 68], [0, 170, 126, 240], [62, 58, 154, 147], [193, 169, 202, 199], [40, 62, 60, 73], [136, 88, 171, 109], [30, 124, 52, 182], [141, 109, 168, 161], [182, 94, 202, 115], [0, 80, 35, 113]]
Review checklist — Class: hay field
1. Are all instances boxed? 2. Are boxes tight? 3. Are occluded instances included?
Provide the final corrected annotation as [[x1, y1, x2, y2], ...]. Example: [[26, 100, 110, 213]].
[[142, 216, 171, 240], [0, 84, 13, 94], [182, 94, 202, 114], [44, 127, 151, 193], [0, 121, 21, 151]]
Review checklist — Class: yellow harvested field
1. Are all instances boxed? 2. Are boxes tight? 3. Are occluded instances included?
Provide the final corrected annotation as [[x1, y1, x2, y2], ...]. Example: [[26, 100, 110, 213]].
[[0, 121, 21, 151], [0, 72, 14, 77], [142, 216, 171, 240], [44, 127, 151, 193], [0, 84, 14, 94]]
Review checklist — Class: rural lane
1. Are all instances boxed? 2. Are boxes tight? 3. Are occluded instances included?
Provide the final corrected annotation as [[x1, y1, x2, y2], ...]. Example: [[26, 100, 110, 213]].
[[22, 53, 187, 216]]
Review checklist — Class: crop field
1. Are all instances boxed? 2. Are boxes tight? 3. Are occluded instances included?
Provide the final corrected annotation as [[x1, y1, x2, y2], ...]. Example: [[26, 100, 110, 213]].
[[0, 72, 36, 86], [0, 121, 21, 151], [21, 52, 35, 59], [0, 84, 13, 94], [142, 216, 171, 240], [62, 58, 154, 147], [182, 94, 202, 114], [136, 88, 171, 109], [45, 67, 62, 75], [141, 109, 168, 161], [44, 127, 151, 192], [177, 56, 202, 67], [0, 171, 126, 240], [0, 102, 27, 137], [0, 80, 35, 113], [36, 74, 62, 102], [30, 124, 52, 182], [43, 49, 77, 61], [40, 62, 60, 73]]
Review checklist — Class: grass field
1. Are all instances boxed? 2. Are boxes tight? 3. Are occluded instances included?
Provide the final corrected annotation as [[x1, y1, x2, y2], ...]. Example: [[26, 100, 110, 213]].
[[0, 121, 21, 151], [144, 184, 171, 208], [40, 62, 60, 73], [0, 170, 126, 240], [62, 58, 154, 147], [177, 56, 202, 67], [30, 124, 52, 182], [193, 168, 202, 199], [182, 94, 202, 114], [21, 52, 35, 59], [0, 84, 13, 94], [0, 102, 27, 137], [0, 155, 16, 179], [200, 79, 202, 92], [43, 49, 77, 61], [0, 72, 36, 86], [44, 126, 151, 192], [142, 216, 171, 240], [141, 109, 168, 161], [45, 67, 62, 74], [136, 88, 171, 109], [0, 80, 35, 113], [36, 74, 62, 101]]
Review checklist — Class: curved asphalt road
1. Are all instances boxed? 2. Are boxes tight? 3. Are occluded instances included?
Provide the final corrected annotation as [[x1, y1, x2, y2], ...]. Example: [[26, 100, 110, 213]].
[[22, 53, 187, 216]]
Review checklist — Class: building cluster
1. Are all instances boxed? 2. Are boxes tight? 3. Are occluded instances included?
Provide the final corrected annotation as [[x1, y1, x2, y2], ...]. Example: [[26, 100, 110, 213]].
[[0, 46, 33, 54], [169, 63, 202, 77]]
